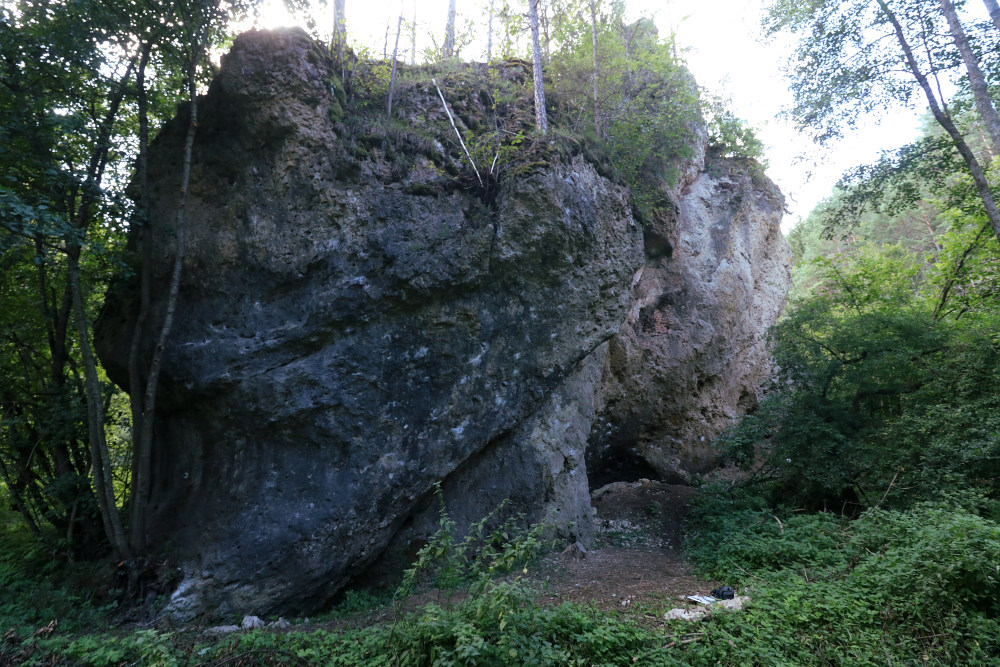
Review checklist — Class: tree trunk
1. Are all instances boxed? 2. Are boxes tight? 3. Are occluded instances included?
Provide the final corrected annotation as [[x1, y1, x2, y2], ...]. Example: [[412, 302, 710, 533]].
[[129, 46, 200, 556], [411, 0, 417, 65], [63, 54, 137, 562], [590, 0, 601, 137], [983, 0, 1000, 33], [128, 41, 153, 533], [388, 14, 403, 116], [443, 0, 457, 58], [528, 0, 548, 134], [938, 0, 1000, 155], [486, 0, 494, 63], [541, 0, 550, 61], [67, 245, 130, 560], [332, 0, 347, 76], [877, 0, 1000, 246]]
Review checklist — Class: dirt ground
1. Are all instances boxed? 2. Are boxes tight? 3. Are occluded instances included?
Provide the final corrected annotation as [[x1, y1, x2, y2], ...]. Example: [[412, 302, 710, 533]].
[[180, 479, 719, 639], [309, 478, 718, 633], [530, 480, 717, 618]]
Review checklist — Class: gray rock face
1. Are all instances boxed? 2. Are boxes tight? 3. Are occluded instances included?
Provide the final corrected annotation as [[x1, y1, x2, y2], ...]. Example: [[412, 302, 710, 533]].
[[96, 28, 790, 620], [588, 155, 792, 486]]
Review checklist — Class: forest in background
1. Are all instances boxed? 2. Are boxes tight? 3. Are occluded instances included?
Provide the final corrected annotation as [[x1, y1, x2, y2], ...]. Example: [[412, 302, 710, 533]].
[[2, 0, 1000, 664]]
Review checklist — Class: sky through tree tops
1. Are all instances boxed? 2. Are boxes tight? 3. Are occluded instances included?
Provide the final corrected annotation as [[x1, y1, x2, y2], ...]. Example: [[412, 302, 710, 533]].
[[238, 0, 974, 233]]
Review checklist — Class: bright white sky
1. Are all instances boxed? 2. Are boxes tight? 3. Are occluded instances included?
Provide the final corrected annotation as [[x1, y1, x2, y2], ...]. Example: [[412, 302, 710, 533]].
[[241, 0, 928, 234]]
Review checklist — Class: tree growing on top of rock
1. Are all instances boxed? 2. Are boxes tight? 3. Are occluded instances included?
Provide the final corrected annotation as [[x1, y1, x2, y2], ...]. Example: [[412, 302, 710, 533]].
[[331, 0, 346, 54], [545, 2, 701, 214], [443, 0, 457, 58], [528, 0, 549, 134]]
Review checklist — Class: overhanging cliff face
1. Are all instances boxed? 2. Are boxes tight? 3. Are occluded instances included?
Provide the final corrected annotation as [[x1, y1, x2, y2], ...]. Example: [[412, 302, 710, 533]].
[[96, 28, 790, 620], [588, 155, 791, 486]]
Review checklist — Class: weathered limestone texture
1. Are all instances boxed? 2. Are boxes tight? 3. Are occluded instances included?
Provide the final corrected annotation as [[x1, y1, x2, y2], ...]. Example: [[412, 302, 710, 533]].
[[97, 28, 790, 620], [588, 154, 792, 486]]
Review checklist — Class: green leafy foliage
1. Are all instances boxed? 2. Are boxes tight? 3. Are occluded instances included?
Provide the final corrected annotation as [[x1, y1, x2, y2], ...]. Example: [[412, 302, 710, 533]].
[[0, 511, 114, 641], [696, 36, 1000, 656], [394, 486, 549, 602], [545, 1, 702, 217], [706, 98, 767, 164], [763, 0, 975, 145], [721, 200, 1000, 508], [685, 487, 1000, 665]]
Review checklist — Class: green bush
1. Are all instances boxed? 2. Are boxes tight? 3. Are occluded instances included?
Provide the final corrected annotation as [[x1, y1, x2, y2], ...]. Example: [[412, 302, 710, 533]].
[[685, 486, 1000, 665], [0, 515, 113, 638], [714, 242, 1000, 512]]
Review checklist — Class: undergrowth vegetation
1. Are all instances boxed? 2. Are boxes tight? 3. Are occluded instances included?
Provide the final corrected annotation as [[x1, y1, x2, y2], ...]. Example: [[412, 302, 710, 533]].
[[6, 1, 999, 665], [683, 489, 1000, 664], [0, 495, 686, 666], [9, 490, 1000, 665]]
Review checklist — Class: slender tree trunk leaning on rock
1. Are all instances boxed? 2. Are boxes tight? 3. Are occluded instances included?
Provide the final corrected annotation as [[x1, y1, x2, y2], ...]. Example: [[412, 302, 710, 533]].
[[69, 248, 129, 559], [938, 0, 1000, 156], [529, 0, 548, 134], [877, 0, 1000, 247], [590, 0, 601, 137], [434, 78, 483, 186], [388, 13, 403, 116], [443, 0, 456, 58], [130, 42, 202, 556], [984, 0, 1000, 33], [128, 41, 153, 522]]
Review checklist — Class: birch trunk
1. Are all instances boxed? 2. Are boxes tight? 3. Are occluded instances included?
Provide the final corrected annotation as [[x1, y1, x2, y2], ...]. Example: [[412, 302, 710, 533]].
[[984, 0, 1000, 33], [388, 14, 403, 116], [938, 0, 1000, 155], [486, 0, 494, 63], [332, 0, 346, 55], [411, 0, 417, 65], [443, 0, 456, 58], [877, 0, 1000, 246], [528, 0, 548, 134], [590, 0, 601, 137]]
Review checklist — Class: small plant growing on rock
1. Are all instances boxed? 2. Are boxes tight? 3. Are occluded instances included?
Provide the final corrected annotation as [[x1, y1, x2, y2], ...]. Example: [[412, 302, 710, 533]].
[[394, 485, 549, 603]]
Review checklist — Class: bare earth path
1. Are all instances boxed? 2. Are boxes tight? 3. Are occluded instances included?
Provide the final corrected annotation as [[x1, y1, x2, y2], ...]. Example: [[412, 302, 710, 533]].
[[531, 480, 716, 618], [325, 479, 715, 630]]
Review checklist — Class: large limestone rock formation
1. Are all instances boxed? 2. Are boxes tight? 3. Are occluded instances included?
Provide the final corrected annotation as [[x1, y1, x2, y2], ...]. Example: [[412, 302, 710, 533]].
[[587, 154, 791, 486], [96, 28, 790, 620]]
